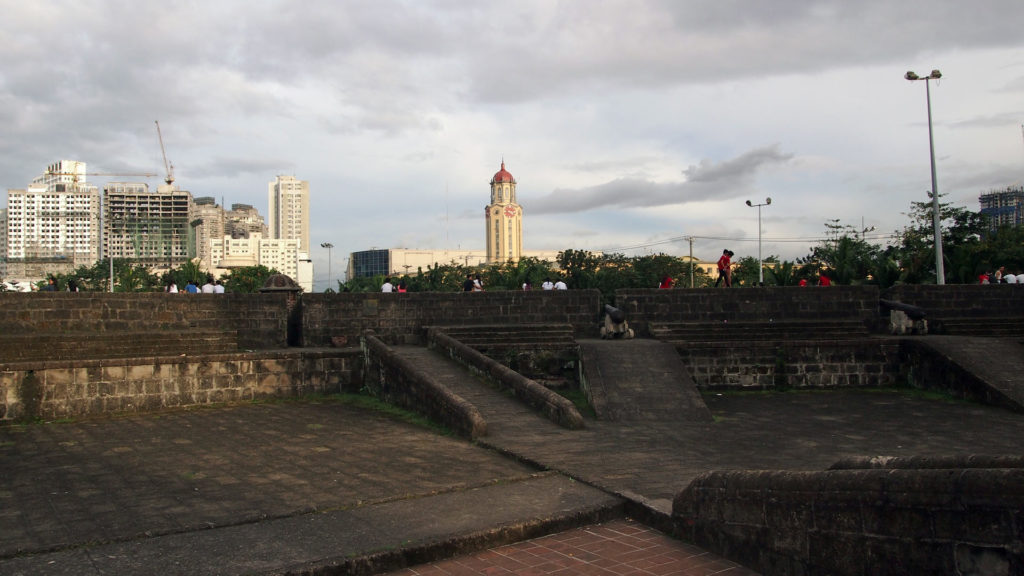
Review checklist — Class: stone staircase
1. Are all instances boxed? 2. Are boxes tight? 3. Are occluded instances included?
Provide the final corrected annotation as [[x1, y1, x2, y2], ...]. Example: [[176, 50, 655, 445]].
[[0, 330, 240, 363], [649, 319, 871, 343], [929, 317, 1024, 338], [429, 324, 577, 352]]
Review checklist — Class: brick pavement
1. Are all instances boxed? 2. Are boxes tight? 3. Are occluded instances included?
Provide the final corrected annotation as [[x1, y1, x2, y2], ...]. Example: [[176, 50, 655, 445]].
[[380, 518, 759, 576]]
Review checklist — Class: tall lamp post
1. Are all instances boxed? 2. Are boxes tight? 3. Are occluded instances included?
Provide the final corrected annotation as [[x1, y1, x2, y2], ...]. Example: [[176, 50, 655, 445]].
[[905, 69, 945, 285], [320, 242, 333, 292], [745, 197, 771, 285]]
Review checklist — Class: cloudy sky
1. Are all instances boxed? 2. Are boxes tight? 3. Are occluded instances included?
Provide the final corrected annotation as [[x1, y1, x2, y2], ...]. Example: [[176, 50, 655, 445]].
[[3, 1, 1023, 289]]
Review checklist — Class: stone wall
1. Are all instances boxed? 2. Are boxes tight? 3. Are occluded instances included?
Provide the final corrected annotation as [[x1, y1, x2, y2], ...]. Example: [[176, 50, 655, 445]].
[[615, 286, 882, 336], [883, 284, 1024, 318], [677, 339, 902, 389], [0, 292, 290, 350], [673, 465, 1024, 575], [300, 290, 603, 347], [0, 350, 360, 422]]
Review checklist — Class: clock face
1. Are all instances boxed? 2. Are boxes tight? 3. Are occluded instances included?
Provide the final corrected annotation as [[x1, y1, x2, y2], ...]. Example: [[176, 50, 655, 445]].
[[504, 206, 517, 218]]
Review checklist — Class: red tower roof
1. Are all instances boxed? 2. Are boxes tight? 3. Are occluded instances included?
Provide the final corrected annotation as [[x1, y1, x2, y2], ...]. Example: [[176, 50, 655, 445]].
[[491, 161, 515, 184]]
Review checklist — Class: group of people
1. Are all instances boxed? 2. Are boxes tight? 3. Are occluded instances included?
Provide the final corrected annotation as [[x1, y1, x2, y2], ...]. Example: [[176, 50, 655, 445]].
[[980, 266, 1024, 285], [462, 274, 484, 292], [380, 278, 408, 292], [166, 278, 225, 294]]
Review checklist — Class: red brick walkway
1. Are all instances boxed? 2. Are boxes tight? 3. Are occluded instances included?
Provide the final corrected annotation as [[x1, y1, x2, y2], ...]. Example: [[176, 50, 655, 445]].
[[380, 519, 760, 575]]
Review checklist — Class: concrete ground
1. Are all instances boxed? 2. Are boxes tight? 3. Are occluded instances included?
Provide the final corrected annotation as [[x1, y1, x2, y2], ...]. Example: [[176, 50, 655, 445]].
[[4, 349, 1024, 574]]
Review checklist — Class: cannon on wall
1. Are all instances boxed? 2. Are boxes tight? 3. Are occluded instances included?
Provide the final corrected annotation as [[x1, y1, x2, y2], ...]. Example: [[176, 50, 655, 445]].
[[600, 304, 634, 339]]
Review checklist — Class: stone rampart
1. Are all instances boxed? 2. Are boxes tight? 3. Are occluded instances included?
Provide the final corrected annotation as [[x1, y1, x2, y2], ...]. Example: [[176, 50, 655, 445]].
[[673, 465, 1024, 575]]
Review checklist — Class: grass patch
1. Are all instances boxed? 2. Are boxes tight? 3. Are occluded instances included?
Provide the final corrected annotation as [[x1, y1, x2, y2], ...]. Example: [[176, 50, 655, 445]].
[[555, 387, 597, 419]]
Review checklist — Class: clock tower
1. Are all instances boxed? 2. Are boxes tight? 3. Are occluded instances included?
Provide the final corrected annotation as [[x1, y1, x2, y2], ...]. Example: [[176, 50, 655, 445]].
[[485, 160, 523, 264]]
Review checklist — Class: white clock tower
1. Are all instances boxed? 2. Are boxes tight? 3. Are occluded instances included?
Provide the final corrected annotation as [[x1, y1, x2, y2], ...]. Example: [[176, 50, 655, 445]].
[[485, 160, 523, 264]]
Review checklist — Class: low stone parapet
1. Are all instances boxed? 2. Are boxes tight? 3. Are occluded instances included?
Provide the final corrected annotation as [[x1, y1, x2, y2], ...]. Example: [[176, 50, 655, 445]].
[[427, 327, 585, 430], [673, 465, 1024, 575], [360, 331, 488, 439]]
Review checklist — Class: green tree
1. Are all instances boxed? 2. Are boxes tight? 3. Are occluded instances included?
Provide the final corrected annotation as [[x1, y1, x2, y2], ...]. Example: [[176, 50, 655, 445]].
[[556, 249, 601, 289], [221, 265, 278, 293], [732, 255, 778, 286], [892, 192, 986, 284], [799, 221, 881, 285]]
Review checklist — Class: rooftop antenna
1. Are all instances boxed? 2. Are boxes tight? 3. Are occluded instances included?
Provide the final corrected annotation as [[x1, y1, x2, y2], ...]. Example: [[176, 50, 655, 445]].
[[155, 120, 175, 185]]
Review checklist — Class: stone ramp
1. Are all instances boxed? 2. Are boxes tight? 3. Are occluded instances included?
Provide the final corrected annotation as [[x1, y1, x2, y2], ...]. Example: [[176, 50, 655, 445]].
[[579, 339, 713, 423], [916, 336, 1024, 411], [390, 345, 565, 436]]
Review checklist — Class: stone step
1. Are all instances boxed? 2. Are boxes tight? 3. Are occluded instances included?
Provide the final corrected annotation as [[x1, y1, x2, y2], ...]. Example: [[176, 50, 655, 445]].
[[932, 318, 1024, 336], [430, 324, 577, 347], [650, 320, 869, 341]]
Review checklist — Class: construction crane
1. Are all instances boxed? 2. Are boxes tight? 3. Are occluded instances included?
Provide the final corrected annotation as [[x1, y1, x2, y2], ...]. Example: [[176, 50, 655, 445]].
[[155, 120, 175, 185], [43, 171, 158, 183]]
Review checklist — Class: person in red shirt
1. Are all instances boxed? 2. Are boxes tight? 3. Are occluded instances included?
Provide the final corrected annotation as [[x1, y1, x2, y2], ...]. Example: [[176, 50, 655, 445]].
[[659, 275, 673, 289], [818, 274, 832, 286], [715, 250, 733, 287]]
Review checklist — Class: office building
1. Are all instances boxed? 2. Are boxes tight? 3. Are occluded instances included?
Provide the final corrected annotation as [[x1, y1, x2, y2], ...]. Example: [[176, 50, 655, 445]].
[[347, 248, 561, 280], [268, 175, 309, 251]]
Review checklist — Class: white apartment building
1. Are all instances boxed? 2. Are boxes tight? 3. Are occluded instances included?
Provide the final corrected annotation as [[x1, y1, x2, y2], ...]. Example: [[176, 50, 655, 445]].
[[268, 175, 309, 251], [209, 233, 312, 292], [5, 161, 101, 281]]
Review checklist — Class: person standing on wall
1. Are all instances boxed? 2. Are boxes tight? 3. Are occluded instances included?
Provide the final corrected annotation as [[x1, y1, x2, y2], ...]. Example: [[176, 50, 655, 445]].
[[715, 250, 733, 288]]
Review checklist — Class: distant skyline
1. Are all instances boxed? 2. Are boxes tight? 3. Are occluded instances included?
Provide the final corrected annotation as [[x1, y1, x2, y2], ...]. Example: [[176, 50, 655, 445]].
[[2, 1, 1023, 290]]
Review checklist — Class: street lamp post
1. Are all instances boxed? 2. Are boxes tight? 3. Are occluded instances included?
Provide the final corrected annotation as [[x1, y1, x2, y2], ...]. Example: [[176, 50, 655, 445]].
[[745, 197, 771, 285], [320, 242, 334, 292], [905, 69, 945, 285]]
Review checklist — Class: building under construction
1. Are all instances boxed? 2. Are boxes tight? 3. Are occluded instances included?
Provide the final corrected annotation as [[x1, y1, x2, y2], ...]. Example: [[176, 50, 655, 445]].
[[979, 185, 1024, 233], [103, 182, 193, 268]]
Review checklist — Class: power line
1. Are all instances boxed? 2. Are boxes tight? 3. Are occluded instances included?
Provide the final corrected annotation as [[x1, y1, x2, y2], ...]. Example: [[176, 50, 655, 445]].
[[597, 232, 895, 254]]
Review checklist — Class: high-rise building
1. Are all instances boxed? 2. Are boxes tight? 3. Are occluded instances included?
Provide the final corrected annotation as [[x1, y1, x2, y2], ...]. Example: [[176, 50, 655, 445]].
[[485, 160, 523, 263], [268, 175, 309, 251], [0, 208, 7, 280], [979, 186, 1024, 232], [192, 197, 226, 269], [226, 203, 267, 239], [103, 181, 192, 268], [5, 160, 101, 281]]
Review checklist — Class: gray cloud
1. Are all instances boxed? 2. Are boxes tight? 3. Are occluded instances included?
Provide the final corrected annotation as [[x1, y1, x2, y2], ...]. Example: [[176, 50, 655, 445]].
[[530, 145, 793, 214]]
